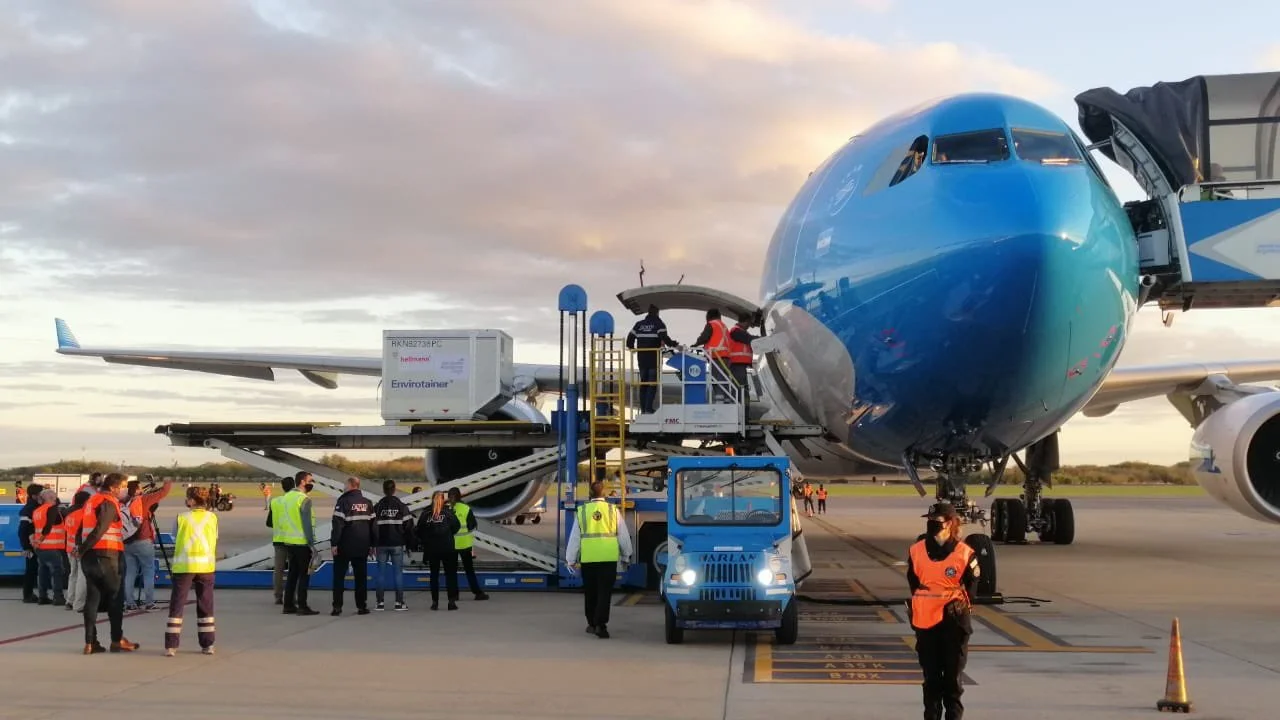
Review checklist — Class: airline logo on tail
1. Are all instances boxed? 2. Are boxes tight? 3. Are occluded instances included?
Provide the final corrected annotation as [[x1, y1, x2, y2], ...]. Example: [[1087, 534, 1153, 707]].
[[54, 318, 80, 349]]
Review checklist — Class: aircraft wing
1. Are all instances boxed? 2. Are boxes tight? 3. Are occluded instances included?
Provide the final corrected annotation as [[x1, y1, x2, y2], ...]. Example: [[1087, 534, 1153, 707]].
[[1084, 360, 1280, 420], [52, 318, 565, 393]]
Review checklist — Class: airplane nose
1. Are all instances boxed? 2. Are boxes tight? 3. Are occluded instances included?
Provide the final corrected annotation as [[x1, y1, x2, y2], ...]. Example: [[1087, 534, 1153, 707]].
[[926, 165, 1136, 446]]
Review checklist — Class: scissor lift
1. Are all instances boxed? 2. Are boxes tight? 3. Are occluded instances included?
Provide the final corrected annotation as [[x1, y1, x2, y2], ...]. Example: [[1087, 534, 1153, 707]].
[[1076, 71, 1280, 322]]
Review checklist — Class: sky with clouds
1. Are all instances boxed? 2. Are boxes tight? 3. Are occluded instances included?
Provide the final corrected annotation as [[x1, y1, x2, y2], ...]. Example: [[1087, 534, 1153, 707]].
[[2, 0, 1279, 469]]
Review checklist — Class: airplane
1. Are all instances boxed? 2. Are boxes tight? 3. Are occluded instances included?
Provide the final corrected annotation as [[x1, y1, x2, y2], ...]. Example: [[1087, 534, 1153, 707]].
[[52, 72, 1280, 561]]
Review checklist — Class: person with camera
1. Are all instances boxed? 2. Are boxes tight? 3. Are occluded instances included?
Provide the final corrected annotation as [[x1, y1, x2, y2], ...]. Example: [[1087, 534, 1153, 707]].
[[906, 502, 979, 720], [122, 475, 174, 611], [73, 473, 140, 654]]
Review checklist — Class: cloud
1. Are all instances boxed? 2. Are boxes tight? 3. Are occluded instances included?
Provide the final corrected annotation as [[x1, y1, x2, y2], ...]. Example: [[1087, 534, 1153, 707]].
[[1259, 46, 1280, 70], [1, 0, 1058, 321]]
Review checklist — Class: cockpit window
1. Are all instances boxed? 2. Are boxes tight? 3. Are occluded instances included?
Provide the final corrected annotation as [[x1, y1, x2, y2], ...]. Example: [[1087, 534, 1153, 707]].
[[1011, 128, 1083, 165], [932, 129, 1010, 164], [888, 135, 929, 187]]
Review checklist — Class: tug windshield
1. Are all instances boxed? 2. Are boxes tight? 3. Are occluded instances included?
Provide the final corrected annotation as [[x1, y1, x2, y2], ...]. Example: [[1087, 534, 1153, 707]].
[[676, 467, 783, 526]]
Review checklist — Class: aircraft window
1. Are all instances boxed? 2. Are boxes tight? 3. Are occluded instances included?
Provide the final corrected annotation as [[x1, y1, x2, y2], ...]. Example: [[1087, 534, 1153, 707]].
[[1011, 128, 1082, 165], [932, 129, 1009, 164], [888, 135, 929, 187]]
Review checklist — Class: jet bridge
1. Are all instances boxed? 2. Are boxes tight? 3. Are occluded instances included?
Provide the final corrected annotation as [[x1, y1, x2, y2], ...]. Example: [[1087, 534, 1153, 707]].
[[1076, 72, 1280, 319]]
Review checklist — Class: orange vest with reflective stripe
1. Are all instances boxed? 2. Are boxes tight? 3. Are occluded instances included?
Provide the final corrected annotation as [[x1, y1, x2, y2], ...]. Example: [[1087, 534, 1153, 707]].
[[704, 319, 730, 360], [724, 324, 753, 364], [82, 493, 125, 552], [908, 540, 974, 629], [817, 489, 827, 500], [32, 503, 67, 551], [63, 507, 84, 554]]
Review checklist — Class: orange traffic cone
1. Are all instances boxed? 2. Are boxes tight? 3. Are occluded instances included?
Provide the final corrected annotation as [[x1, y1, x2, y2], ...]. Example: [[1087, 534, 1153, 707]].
[[1156, 617, 1193, 713]]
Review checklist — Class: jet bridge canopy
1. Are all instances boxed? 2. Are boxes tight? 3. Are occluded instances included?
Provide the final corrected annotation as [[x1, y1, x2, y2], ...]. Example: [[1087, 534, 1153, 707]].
[[617, 284, 763, 323], [1076, 72, 1280, 194]]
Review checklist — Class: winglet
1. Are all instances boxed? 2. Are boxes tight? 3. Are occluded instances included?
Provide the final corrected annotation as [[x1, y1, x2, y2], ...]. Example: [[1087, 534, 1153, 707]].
[[54, 318, 81, 349]]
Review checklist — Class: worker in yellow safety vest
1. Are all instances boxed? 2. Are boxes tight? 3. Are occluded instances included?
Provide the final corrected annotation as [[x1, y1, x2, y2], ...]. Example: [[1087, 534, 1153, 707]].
[[165, 486, 220, 656], [906, 502, 979, 720], [277, 474, 319, 616], [566, 481, 633, 639], [265, 476, 296, 605], [447, 488, 490, 601]]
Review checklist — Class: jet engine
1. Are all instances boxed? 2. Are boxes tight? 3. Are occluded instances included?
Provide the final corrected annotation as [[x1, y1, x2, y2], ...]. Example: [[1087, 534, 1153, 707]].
[[423, 397, 555, 521], [1190, 391, 1280, 524]]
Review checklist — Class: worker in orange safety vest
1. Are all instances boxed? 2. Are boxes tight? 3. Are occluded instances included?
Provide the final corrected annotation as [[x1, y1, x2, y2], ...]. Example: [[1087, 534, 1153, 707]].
[[906, 502, 979, 720], [31, 490, 68, 606], [691, 308, 733, 402]]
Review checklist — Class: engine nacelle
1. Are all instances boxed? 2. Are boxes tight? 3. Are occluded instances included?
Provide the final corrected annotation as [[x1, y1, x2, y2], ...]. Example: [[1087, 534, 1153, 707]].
[[1190, 391, 1280, 524], [423, 397, 555, 521]]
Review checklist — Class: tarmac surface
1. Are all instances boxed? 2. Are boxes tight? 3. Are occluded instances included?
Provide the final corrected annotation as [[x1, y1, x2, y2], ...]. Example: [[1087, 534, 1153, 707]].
[[3, 492, 1279, 719]]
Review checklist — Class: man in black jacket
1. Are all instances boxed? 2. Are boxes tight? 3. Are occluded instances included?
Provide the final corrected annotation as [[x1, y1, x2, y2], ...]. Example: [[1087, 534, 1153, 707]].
[[18, 482, 45, 603], [625, 305, 680, 413], [330, 477, 375, 616], [372, 480, 414, 611]]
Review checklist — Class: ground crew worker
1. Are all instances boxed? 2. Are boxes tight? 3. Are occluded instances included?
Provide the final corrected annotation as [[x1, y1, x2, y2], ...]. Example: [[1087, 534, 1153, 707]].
[[416, 491, 461, 611], [265, 476, 295, 605], [164, 486, 218, 656], [565, 481, 633, 639], [330, 476, 374, 615], [907, 502, 978, 720], [724, 312, 762, 395], [626, 304, 679, 413], [15, 480, 26, 504], [63, 490, 92, 613], [817, 484, 828, 514], [31, 489, 68, 606], [73, 473, 140, 654], [122, 477, 174, 611], [372, 480, 414, 611], [279, 474, 318, 616], [692, 308, 732, 402], [447, 488, 490, 601], [261, 482, 272, 509], [18, 482, 45, 604], [802, 481, 815, 517]]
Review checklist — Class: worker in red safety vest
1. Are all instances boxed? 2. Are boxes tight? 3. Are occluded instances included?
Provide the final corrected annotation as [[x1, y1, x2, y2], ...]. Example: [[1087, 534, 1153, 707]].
[[906, 502, 979, 720], [723, 312, 763, 398], [692, 309, 733, 402]]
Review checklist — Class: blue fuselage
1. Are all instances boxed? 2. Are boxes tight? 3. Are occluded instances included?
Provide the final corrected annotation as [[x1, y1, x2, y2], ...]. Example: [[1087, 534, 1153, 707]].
[[758, 94, 1138, 467]]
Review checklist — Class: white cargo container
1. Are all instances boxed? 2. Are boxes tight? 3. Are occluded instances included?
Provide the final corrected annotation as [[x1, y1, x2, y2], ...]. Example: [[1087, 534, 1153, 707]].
[[30, 474, 94, 503], [381, 330, 514, 422]]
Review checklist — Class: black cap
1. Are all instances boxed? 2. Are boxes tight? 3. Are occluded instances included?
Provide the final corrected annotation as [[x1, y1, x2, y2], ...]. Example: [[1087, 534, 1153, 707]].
[[922, 502, 958, 520]]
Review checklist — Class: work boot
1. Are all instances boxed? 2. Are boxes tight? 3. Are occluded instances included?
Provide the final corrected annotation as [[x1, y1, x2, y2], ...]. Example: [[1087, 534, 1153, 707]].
[[110, 638, 140, 653], [585, 625, 596, 634], [447, 601, 458, 611], [53, 596, 66, 606], [595, 625, 610, 639], [38, 596, 50, 605], [474, 592, 490, 601], [357, 608, 370, 615], [83, 642, 106, 655], [330, 608, 341, 616]]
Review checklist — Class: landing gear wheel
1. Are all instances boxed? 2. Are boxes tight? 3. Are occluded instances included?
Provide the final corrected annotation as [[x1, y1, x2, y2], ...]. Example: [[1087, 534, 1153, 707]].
[[990, 499, 1008, 542], [531, 515, 542, 525], [1039, 498, 1058, 543], [1050, 498, 1075, 545], [515, 515, 525, 525], [775, 600, 799, 645], [964, 533, 997, 598], [1002, 499, 1027, 544], [665, 604, 684, 644]]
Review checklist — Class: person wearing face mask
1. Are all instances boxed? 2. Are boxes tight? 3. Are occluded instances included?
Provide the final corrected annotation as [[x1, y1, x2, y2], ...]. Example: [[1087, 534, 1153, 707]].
[[280, 472, 319, 616], [72, 473, 140, 655], [164, 486, 219, 656], [906, 502, 979, 720]]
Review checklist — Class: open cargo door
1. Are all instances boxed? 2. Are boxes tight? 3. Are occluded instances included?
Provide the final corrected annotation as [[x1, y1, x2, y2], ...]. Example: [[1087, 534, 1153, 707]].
[[616, 284, 763, 322], [1076, 72, 1280, 313]]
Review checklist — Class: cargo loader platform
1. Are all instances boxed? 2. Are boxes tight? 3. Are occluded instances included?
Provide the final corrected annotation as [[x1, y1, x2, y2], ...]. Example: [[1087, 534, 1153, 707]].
[[1076, 71, 1280, 319]]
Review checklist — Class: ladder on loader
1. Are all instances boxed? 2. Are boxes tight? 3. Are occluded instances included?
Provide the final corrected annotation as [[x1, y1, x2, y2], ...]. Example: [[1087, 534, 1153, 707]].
[[587, 329, 628, 506]]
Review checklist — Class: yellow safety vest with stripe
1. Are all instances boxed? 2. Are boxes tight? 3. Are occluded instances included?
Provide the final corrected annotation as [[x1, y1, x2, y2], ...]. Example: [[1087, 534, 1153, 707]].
[[576, 499, 620, 563], [172, 509, 219, 574], [277, 490, 313, 546], [453, 502, 473, 550]]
